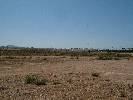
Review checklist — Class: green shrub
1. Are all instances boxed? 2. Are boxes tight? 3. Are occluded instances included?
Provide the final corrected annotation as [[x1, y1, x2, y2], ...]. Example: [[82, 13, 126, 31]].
[[25, 74, 47, 85], [25, 74, 38, 84]]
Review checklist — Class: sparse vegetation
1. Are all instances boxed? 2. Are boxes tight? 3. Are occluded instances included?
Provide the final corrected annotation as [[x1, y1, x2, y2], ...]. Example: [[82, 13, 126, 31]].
[[0, 48, 132, 57], [97, 53, 132, 60], [0, 48, 133, 99]]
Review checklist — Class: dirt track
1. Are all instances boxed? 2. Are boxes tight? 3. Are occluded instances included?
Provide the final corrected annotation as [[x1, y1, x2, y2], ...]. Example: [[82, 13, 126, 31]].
[[0, 56, 133, 100]]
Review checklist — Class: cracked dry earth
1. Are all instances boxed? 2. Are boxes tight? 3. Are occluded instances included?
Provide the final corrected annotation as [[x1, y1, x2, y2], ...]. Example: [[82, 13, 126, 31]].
[[0, 56, 133, 100]]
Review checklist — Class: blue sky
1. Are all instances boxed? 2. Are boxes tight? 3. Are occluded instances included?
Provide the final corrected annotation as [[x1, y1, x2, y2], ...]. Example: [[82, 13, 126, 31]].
[[0, 0, 133, 49]]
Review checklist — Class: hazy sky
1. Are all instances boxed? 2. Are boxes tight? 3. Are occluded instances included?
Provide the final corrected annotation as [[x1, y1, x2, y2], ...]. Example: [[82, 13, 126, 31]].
[[0, 0, 133, 49]]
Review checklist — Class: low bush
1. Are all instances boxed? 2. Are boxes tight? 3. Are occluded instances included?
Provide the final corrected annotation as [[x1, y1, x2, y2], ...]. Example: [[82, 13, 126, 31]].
[[25, 74, 48, 85]]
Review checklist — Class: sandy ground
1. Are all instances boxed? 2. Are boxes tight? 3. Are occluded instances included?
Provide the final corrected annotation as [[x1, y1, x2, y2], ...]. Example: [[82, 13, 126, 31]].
[[0, 56, 133, 100]]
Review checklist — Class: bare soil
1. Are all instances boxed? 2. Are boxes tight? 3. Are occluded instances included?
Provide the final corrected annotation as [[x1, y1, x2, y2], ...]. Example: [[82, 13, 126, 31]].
[[0, 56, 133, 100]]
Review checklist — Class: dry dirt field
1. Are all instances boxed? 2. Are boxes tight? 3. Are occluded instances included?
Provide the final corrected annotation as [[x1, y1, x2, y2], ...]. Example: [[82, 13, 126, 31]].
[[0, 56, 133, 100]]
